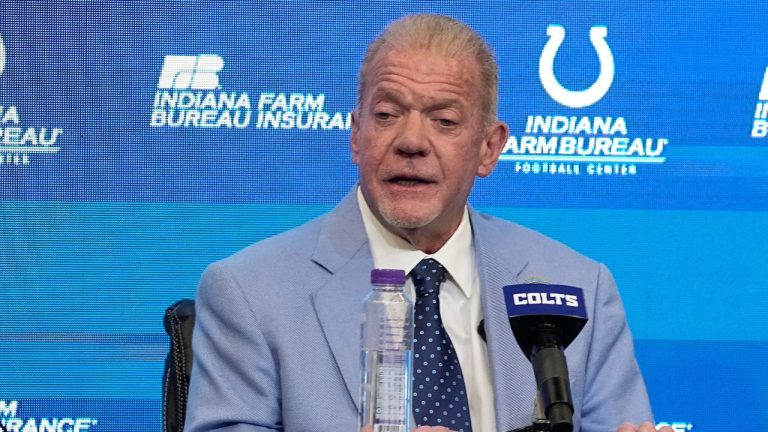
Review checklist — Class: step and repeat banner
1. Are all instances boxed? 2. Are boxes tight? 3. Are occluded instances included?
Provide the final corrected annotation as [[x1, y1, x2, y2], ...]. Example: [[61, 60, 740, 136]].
[[2, 1, 767, 431]]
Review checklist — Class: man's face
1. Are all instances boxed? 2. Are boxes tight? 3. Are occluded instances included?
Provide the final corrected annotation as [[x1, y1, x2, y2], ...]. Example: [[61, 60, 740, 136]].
[[351, 48, 507, 248]]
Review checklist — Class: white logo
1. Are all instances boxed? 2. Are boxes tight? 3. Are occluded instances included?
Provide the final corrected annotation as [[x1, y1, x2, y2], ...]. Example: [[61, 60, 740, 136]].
[[0, 35, 64, 167], [500, 25, 670, 177], [656, 421, 694, 431], [151, 53, 252, 128], [759, 67, 768, 100], [512, 292, 579, 307], [1, 399, 98, 431], [751, 66, 768, 138], [0, 34, 6, 76], [150, 53, 351, 130], [539, 25, 615, 108], [157, 54, 224, 90]]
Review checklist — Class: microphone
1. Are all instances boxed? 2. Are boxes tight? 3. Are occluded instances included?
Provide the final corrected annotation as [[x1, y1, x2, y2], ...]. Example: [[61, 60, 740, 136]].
[[503, 284, 588, 432], [478, 318, 487, 342]]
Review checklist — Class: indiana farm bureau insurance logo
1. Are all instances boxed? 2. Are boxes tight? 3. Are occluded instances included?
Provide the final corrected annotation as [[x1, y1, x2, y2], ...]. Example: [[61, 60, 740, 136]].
[[0, 34, 65, 167], [1, 400, 99, 432], [501, 25, 670, 177], [150, 54, 351, 131]]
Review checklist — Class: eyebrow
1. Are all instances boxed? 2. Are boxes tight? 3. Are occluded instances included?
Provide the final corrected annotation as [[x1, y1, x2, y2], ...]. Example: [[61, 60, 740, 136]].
[[370, 87, 406, 105], [370, 87, 463, 112]]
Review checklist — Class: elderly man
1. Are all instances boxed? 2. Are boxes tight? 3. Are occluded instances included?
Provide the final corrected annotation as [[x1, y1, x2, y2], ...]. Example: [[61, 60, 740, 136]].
[[186, 14, 670, 432]]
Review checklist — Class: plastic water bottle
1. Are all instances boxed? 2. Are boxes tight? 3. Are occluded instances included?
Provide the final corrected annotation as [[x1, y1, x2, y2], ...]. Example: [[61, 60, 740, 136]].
[[359, 269, 414, 432]]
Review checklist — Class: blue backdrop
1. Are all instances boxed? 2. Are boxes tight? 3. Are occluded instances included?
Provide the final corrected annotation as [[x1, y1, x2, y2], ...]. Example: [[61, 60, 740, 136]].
[[2, 1, 767, 431]]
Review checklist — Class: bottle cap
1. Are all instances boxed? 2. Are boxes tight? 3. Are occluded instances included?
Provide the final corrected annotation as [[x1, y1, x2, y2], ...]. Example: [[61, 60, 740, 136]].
[[370, 269, 406, 285]]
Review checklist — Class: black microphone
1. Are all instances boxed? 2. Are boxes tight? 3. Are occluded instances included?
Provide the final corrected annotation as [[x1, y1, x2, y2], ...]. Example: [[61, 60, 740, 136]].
[[503, 284, 589, 432]]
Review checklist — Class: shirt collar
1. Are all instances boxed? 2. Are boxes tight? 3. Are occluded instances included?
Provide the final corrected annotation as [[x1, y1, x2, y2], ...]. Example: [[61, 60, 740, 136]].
[[357, 186, 475, 298]]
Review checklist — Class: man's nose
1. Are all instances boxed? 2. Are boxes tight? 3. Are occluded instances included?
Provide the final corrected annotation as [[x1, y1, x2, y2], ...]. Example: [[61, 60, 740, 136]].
[[394, 112, 430, 157]]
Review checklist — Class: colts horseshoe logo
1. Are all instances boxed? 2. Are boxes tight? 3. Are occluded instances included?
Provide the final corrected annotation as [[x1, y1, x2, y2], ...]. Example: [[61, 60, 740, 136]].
[[539, 25, 614, 108], [0, 35, 6, 77]]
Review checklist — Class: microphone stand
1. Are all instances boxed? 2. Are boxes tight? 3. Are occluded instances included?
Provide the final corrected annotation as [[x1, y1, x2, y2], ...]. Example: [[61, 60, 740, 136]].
[[508, 321, 577, 432], [507, 392, 558, 432]]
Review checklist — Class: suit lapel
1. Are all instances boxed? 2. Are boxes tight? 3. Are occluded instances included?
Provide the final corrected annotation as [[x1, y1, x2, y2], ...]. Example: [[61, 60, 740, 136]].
[[309, 190, 372, 411], [470, 209, 537, 432]]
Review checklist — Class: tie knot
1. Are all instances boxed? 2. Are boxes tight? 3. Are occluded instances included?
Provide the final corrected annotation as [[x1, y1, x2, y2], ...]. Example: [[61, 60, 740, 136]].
[[411, 258, 448, 297]]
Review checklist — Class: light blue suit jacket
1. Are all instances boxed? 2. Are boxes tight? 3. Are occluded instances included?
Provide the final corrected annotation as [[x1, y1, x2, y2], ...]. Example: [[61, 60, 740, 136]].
[[185, 191, 652, 432]]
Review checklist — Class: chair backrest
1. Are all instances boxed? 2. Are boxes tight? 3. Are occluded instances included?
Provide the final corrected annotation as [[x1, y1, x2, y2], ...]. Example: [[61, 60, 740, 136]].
[[163, 299, 196, 432]]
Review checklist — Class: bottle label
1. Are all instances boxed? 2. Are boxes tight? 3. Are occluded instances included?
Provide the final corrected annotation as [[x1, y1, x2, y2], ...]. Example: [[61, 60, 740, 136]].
[[373, 425, 406, 432], [372, 315, 409, 430]]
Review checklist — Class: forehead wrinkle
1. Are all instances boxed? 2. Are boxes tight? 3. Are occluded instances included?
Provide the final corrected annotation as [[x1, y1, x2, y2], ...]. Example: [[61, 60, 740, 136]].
[[376, 62, 470, 90], [361, 48, 481, 115], [370, 70, 471, 108], [369, 48, 474, 82]]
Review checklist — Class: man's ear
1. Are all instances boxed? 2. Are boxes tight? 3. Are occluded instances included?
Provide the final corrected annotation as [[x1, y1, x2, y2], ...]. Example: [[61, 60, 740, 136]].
[[350, 110, 360, 165], [476, 120, 509, 178]]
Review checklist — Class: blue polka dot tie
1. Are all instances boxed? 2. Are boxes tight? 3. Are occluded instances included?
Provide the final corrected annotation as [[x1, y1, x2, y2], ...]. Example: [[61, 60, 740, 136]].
[[411, 258, 473, 432]]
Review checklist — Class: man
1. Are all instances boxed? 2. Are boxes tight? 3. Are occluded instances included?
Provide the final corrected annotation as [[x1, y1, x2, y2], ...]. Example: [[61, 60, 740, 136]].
[[186, 14, 671, 432]]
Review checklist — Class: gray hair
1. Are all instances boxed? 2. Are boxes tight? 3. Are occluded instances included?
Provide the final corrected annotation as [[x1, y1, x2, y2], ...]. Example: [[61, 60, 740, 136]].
[[357, 14, 499, 126]]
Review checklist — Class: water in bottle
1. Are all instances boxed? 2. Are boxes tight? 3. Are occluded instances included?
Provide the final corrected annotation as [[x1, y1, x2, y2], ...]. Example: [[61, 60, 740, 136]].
[[359, 269, 414, 432]]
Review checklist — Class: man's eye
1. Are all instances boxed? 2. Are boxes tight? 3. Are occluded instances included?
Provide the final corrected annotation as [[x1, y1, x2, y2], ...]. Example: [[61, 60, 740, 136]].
[[375, 112, 393, 121], [438, 118, 457, 127]]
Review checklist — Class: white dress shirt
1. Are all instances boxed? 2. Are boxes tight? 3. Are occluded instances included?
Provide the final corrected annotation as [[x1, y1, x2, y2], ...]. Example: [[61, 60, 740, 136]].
[[357, 187, 497, 432]]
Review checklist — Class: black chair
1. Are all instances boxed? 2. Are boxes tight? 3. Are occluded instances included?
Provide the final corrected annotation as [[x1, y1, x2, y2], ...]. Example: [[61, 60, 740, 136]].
[[163, 299, 196, 432]]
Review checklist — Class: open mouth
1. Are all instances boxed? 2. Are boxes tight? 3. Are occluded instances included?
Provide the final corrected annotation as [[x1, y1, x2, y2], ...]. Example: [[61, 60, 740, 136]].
[[388, 176, 434, 186]]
